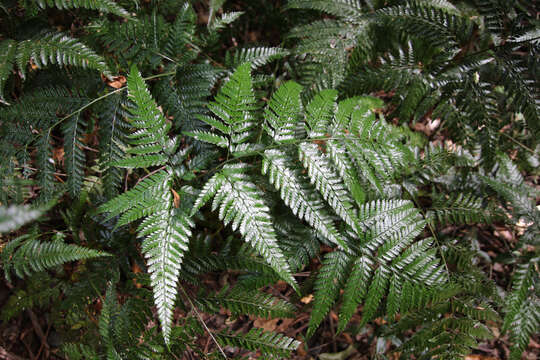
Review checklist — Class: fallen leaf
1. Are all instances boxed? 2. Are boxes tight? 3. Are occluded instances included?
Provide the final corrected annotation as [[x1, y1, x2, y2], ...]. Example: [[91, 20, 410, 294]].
[[106, 75, 126, 89], [300, 294, 314, 304]]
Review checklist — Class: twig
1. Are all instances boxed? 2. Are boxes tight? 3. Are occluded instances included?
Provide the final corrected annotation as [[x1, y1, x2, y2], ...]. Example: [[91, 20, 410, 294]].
[[26, 309, 49, 353], [179, 285, 227, 359]]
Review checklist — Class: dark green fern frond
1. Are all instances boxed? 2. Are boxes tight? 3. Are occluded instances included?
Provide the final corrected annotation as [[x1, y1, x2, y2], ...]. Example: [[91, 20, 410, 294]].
[[35, 0, 130, 18], [287, 0, 363, 20], [0, 39, 16, 103], [62, 112, 86, 198], [2, 232, 109, 281], [215, 328, 300, 359], [97, 92, 130, 199], [197, 286, 296, 319], [503, 259, 540, 360], [15, 32, 111, 79], [308, 250, 353, 337], [427, 193, 491, 226]]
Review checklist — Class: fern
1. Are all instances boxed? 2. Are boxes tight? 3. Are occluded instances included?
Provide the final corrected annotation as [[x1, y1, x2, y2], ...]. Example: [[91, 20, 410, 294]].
[[215, 328, 300, 359], [192, 164, 297, 291], [15, 32, 111, 79], [97, 66, 190, 343], [62, 112, 87, 198], [35, 0, 130, 17], [2, 232, 109, 281], [197, 286, 296, 319]]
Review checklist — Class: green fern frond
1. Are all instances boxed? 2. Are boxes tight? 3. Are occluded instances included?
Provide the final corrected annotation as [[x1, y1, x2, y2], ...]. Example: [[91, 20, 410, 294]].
[[287, 0, 363, 19], [125, 65, 173, 154], [216, 328, 300, 359], [503, 260, 540, 359], [338, 255, 373, 332], [308, 250, 352, 337], [3, 233, 109, 280], [62, 112, 86, 198], [0, 204, 47, 233], [190, 63, 258, 149], [225, 46, 289, 70], [16, 32, 111, 79], [299, 142, 359, 232], [262, 149, 346, 249], [264, 81, 303, 143], [197, 286, 296, 318], [97, 93, 130, 199], [35, 0, 130, 18], [428, 193, 491, 225]]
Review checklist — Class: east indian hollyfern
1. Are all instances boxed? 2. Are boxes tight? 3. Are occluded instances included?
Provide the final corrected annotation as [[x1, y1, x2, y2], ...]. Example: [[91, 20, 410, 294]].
[[1, 1, 538, 359]]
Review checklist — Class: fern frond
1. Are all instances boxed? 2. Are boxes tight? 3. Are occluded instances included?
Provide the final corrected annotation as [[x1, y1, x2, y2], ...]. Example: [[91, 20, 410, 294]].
[[299, 142, 358, 232], [308, 250, 352, 337], [193, 164, 297, 290], [139, 204, 193, 343], [287, 0, 363, 19], [216, 328, 299, 359], [338, 255, 373, 332], [503, 260, 540, 359], [193, 63, 258, 149], [4, 233, 109, 279], [97, 92, 129, 199], [225, 46, 289, 70], [125, 65, 173, 154], [16, 32, 111, 79], [262, 149, 346, 249], [197, 286, 296, 318], [428, 193, 491, 225], [304, 89, 338, 138], [36, 0, 130, 18], [62, 112, 86, 198], [264, 81, 303, 143]]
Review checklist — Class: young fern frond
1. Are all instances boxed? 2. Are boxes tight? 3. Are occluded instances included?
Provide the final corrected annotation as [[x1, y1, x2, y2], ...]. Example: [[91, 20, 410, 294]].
[[187, 63, 259, 151]]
